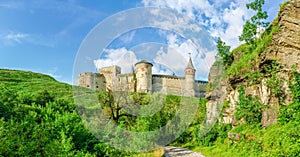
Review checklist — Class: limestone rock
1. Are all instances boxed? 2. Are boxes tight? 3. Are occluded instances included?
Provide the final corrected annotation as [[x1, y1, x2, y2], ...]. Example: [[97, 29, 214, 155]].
[[206, 0, 300, 128]]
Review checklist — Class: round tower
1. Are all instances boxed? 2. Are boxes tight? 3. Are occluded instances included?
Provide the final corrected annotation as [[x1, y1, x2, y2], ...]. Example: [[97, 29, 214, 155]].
[[184, 57, 196, 96], [135, 60, 153, 93]]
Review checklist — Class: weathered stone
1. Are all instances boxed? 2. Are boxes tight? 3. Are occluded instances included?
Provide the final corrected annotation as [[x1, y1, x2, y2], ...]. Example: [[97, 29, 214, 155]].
[[78, 58, 207, 98], [205, 61, 227, 124], [206, 0, 300, 127], [262, 109, 277, 128]]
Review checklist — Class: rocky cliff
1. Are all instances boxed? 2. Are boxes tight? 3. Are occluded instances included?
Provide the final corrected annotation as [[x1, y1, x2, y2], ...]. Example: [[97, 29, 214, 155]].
[[206, 0, 300, 128]]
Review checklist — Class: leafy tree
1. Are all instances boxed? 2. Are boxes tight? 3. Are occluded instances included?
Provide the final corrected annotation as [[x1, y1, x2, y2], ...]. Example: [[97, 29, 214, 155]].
[[239, 0, 269, 44], [216, 37, 231, 66], [235, 86, 262, 125], [98, 89, 136, 125]]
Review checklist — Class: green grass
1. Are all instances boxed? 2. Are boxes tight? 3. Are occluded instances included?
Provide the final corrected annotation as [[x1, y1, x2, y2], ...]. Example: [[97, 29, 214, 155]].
[[194, 121, 300, 157], [0, 69, 73, 99], [226, 25, 280, 80]]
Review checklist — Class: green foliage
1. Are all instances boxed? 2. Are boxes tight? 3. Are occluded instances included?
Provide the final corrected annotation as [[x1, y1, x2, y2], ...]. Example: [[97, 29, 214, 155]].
[[290, 70, 300, 104], [195, 121, 300, 157], [171, 98, 207, 145], [227, 26, 280, 78], [239, 0, 269, 44], [246, 0, 269, 28], [34, 90, 54, 106], [235, 86, 262, 125], [239, 20, 258, 44], [280, 1, 290, 10], [0, 84, 17, 120], [0, 69, 130, 156], [216, 37, 232, 66], [279, 71, 300, 123], [264, 62, 285, 103]]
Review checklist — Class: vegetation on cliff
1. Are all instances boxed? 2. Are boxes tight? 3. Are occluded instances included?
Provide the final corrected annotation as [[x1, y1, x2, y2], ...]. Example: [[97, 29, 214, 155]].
[[186, 0, 300, 156]]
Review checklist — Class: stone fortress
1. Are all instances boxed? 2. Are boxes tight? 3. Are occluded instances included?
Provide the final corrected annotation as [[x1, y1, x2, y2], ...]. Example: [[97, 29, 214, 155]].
[[78, 57, 207, 97]]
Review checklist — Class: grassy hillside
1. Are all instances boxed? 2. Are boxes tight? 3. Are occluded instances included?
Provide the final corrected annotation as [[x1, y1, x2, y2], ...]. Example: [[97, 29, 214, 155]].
[[0, 69, 134, 156], [0, 69, 72, 98], [0, 69, 207, 156]]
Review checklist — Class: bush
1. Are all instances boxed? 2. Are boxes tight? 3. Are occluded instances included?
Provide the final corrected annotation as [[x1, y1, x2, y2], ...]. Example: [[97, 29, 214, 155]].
[[235, 86, 262, 125]]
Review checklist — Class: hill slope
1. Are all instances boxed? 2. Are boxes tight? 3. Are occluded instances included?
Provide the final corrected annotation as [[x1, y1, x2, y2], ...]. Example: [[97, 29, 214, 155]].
[[0, 69, 133, 156]]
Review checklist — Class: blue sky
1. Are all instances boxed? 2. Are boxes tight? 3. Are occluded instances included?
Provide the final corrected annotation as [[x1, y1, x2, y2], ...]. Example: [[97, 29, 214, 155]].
[[0, 0, 286, 84]]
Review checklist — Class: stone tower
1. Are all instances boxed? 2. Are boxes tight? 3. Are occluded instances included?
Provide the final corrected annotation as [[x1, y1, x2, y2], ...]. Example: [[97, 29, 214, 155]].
[[99, 65, 121, 90], [135, 60, 153, 93], [184, 57, 196, 96]]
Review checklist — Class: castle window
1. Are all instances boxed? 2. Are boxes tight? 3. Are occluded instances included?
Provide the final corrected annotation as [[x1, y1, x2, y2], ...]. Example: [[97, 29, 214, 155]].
[[96, 86, 99, 88], [87, 85, 89, 87]]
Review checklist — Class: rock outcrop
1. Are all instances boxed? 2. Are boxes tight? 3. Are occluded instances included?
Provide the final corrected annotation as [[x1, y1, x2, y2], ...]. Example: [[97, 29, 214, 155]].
[[267, 0, 300, 72], [206, 0, 300, 128]]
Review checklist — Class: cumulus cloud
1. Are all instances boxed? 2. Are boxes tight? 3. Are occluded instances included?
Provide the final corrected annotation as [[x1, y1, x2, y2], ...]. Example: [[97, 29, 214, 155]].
[[154, 33, 215, 79], [91, 0, 284, 81], [94, 47, 138, 73], [141, 0, 255, 49], [93, 34, 215, 80]]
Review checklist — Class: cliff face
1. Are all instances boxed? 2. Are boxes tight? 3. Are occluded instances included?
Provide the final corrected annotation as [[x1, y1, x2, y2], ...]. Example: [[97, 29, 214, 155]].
[[206, 0, 300, 128], [267, 0, 300, 71]]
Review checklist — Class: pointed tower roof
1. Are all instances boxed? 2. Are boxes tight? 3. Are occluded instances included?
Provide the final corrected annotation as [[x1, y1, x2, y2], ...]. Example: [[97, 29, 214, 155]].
[[185, 57, 195, 70]]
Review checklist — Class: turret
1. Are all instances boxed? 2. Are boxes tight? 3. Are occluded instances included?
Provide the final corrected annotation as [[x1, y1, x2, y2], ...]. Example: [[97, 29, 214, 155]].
[[184, 57, 195, 96], [135, 60, 153, 93]]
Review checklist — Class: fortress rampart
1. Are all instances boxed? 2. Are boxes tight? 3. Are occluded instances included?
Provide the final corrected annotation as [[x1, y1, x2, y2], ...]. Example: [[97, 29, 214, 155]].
[[78, 58, 207, 98]]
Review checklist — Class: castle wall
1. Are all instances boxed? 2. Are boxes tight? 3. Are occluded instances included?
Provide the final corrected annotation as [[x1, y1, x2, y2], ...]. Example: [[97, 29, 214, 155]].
[[115, 74, 135, 92], [195, 81, 207, 97], [99, 66, 121, 90], [78, 72, 106, 90], [152, 75, 207, 97], [79, 60, 207, 98], [78, 71, 207, 98], [152, 75, 185, 96], [152, 76, 163, 92]]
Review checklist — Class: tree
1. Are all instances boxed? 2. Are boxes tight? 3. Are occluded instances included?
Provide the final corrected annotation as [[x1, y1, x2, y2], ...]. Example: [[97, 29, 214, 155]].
[[98, 89, 137, 125], [239, 0, 269, 44], [216, 37, 231, 66]]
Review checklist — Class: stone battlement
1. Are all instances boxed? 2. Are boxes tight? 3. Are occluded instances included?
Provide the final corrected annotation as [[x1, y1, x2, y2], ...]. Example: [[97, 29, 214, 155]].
[[78, 58, 207, 98]]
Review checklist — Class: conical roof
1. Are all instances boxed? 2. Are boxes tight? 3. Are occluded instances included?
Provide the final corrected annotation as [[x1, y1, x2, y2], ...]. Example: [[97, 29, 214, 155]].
[[185, 57, 195, 70]]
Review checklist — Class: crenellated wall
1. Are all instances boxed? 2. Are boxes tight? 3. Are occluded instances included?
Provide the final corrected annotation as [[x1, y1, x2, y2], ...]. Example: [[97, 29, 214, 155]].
[[79, 60, 207, 98]]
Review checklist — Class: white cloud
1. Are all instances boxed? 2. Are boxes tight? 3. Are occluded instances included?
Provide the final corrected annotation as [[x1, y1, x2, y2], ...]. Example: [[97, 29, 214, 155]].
[[94, 47, 138, 73], [93, 35, 215, 80], [217, 1, 254, 48], [153, 46, 187, 72], [141, 0, 282, 49], [3, 32, 29, 44], [153, 33, 216, 79]]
